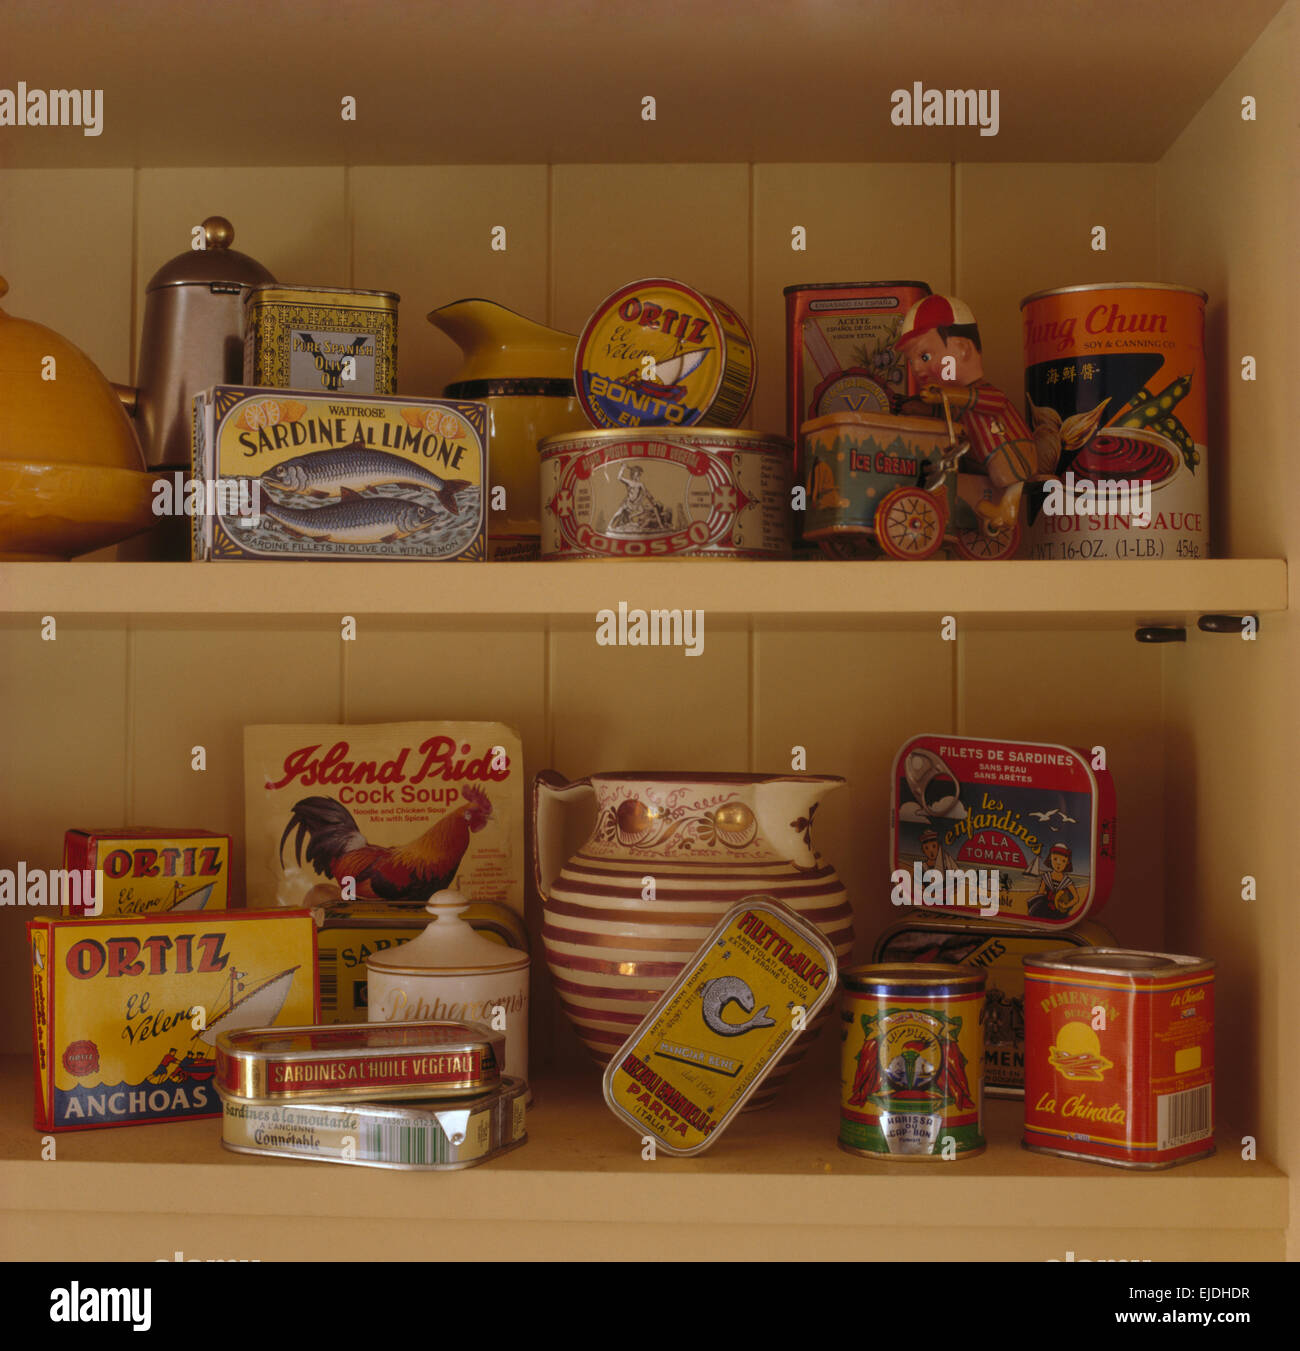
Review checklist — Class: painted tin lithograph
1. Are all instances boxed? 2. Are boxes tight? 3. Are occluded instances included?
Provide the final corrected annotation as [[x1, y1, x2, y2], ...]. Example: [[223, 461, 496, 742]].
[[1023, 949, 1215, 1169], [1021, 283, 1208, 560], [214, 1020, 504, 1103], [540, 427, 791, 559], [244, 284, 398, 396], [61, 827, 230, 918], [873, 917, 1114, 1097], [219, 1075, 527, 1170], [892, 734, 1117, 927], [192, 387, 487, 561], [575, 278, 755, 429], [602, 899, 837, 1156], [840, 963, 985, 1159]]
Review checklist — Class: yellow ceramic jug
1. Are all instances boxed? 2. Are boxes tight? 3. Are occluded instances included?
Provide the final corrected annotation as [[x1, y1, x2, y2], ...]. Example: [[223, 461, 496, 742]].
[[429, 299, 588, 559]]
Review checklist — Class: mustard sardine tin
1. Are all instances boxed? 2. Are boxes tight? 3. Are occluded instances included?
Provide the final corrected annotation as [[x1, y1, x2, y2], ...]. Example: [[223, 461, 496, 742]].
[[602, 899, 838, 1156], [214, 1019, 504, 1103]]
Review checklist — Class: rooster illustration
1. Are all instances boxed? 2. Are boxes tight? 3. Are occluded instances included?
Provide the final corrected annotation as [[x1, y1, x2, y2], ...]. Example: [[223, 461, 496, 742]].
[[279, 785, 493, 903]]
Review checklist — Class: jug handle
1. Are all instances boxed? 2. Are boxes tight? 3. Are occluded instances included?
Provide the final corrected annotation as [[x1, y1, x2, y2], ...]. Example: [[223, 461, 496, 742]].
[[533, 770, 594, 900], [112, 382, 139, 416]]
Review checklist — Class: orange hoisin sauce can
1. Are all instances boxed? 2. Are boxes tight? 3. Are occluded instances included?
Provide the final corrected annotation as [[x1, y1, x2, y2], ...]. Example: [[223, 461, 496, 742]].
[[1022, 949, 1214, 1169]]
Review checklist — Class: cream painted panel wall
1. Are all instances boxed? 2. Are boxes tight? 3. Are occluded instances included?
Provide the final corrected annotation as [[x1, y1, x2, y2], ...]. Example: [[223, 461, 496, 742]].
[[1157, 0, 1298, 1253], [955, 165, 1161, 399], [750, 164, 952, 436], [350, 166, 551, 400], [0, 169, 136, 385]]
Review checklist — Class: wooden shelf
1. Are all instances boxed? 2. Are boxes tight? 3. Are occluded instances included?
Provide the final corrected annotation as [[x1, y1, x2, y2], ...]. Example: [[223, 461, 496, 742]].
[[0, 1057, 1285, 1261], [0, 558, 1287, 626]]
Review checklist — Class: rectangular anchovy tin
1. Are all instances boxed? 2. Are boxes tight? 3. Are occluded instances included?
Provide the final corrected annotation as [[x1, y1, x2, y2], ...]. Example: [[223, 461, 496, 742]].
[[244, 284, 398, 396], [219, 1075, 527, 1170], [602, 899, 838, 1157], [215, 1019, 504, 1103]]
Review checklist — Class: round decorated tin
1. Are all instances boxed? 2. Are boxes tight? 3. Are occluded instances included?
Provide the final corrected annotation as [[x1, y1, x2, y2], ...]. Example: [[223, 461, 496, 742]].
[[575, 278, 755, 429], [219, 1075, 527, 1170], [839, 963, 985, 1159], [214, 1019, 504, 1104], [1022, 949, 1214, 1169], [1021, 282, 1208, 561], [539, 427, 792, 559]]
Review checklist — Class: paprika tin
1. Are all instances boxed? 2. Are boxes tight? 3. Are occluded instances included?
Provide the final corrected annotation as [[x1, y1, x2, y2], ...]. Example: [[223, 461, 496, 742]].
[[891, 734, 1117, 928], [539, 427, 792, 559], [873, 916, 1115, 1097], [1020, 283, 1208, 560], [244, 284, 398, 396], [840, 963, 985, 1159], [575, 278, 755, 429], [214, 1020, 505, 1104], [1022, 949, 1215, 1169], [219, 1075, 527, 1170]]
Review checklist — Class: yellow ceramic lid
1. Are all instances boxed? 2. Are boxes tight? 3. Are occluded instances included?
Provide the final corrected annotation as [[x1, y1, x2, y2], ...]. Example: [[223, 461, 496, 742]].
[[0, 275, 145, 470]]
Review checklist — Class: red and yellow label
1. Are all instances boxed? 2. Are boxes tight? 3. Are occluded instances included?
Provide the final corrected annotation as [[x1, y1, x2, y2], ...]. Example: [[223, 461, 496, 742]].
[[1023, 961, 1215, 1166]]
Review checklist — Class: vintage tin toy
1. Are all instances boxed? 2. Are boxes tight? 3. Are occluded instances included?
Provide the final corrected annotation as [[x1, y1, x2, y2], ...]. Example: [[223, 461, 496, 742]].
[[220, 1075, 527, 1170], [873, 916, 1115, 1097], [244, 284, 398, 396], [192, 387, 487, 561], [602, 899, 838, 1156], [540, 427, 792, 559], [215, 1019, 504, 1104], [575, 278, 755, 429], [801, 410, 1021, 559], [1021, 283, 1208, 561], [28, 910, 318, 1131], [892, 734, 1117, 927], [61, 827, 230, 918], [1023, 949, 1214, 1169], [840, 963, 986, 1159]]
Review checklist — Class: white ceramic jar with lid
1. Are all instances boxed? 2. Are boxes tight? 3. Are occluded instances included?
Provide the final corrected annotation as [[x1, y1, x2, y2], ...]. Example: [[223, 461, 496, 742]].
[[366, 889, 530, 1092]]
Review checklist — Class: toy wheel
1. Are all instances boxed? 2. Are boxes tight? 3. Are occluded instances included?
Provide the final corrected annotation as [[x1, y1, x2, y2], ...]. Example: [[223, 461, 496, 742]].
[[952, 513, 1022, 560], [874, 487, 947, 560]]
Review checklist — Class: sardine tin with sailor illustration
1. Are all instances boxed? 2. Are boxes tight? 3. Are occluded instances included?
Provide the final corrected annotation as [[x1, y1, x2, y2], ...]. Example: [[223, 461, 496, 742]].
[[575, 278, 756, 429], [892, 734, 1116, 927], [602, 899, 838, 1156], [61, 828, 231, 918], [28, 910, 318, 1130], [192, 386, 487, 560]]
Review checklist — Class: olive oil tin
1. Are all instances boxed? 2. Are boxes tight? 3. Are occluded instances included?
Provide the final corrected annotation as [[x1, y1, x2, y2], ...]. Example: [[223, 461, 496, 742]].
[[214, 1019, 505, 1103], [602, 899, 837, 1157], [1023, 949, 1215, 1169], [873, 917, 1115, 1097], [244, 284, 398, 396], [539, 427, 792, 559], [840, 963, 985, 1159], [219, 1075, 527, 1170], [575, 278, 755, 429]]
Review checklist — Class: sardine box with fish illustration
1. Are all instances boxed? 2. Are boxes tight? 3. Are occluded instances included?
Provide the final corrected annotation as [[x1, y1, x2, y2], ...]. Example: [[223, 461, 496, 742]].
[[192, 386, 487, 560], [28, 910, 317, 1131], [244, 722, 524, 918]]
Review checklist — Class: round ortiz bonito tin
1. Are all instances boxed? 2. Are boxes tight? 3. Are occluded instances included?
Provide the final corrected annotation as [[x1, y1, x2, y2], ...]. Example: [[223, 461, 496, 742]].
[[575, 279, 756, 429], [840, 964, 985, 1159], [1021, 283, 1208, 561], [1022, 949, 1214, 1169], [540, 427, 792, 559]]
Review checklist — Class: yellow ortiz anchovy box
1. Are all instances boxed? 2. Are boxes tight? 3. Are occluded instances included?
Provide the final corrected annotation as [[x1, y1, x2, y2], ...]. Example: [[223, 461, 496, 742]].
[[62, 828, 231, 918], [192, 386, 487, 561], [29, 910, 317, 1131]]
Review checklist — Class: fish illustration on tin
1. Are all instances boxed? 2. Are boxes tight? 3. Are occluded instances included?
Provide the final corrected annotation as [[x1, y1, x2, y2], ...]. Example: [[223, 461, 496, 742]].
[[700, 976, 776, 1037], [261, 438, 472, 515], [260, 489, 442, 544]]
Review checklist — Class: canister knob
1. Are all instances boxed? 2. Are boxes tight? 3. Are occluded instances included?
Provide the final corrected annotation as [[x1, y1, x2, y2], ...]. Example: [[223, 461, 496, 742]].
[[202, 216, 234, 251]]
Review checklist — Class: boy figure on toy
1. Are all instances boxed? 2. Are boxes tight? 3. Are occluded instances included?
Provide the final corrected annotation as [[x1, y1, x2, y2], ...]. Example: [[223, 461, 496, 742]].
[[895, 294, 1036, 534]]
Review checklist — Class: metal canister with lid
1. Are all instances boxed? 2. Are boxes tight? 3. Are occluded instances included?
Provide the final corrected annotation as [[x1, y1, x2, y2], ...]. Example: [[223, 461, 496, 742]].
[[839, 963, 985, 1159], [1022, 948, 1215, 1169]]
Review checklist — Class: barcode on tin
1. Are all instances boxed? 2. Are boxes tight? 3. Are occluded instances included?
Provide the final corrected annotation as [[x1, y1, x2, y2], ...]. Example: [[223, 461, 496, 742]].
[[318, 965, 337, 1015], [359, 1120, 449, 1166], [707, 347, 753, 427], [1157, 1084, 1212, 1150]]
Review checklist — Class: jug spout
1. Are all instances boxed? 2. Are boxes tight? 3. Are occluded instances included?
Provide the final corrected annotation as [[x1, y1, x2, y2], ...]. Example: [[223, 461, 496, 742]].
[[754, 775, 845, 870], [427, 299, 576, 384]]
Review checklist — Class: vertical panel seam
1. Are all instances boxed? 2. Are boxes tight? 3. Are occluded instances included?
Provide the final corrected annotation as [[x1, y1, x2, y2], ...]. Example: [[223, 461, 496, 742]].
[[129, 168, 140, 382], [124, 620, 135, 819], [950, 161, 958, 292]]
